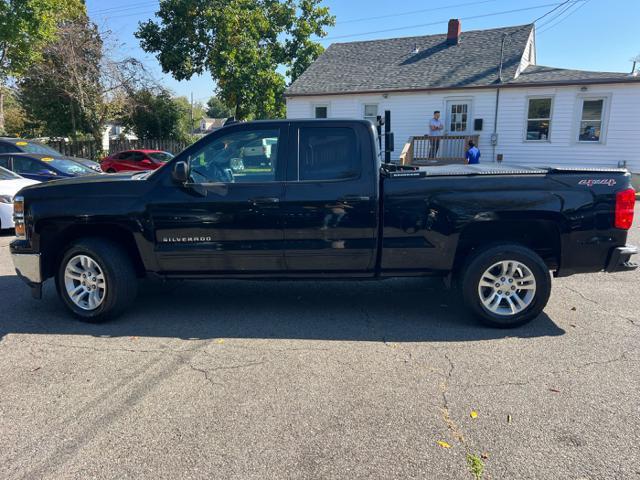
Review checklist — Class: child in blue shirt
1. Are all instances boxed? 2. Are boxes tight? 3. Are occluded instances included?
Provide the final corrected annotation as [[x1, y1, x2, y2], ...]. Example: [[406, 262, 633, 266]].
[[466, 140, 481, 164]]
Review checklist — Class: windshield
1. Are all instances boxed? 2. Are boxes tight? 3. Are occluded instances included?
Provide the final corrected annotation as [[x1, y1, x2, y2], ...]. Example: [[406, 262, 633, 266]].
[[16, 141, 62, 156], [148, 152, 174, 162], [0, 166, 21, 180], [46, 158, 94, 175]]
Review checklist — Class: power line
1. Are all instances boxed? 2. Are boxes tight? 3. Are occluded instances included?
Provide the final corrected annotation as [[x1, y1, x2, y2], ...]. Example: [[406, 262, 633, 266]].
[[529, 0, 576, 23], [89, 1, 158, 15], [337, 0, 500, 25], [322, 2, 563, 42], [101, 9, 159, 20], [537, 0, 591, 35], [535, 0, 581, 29]]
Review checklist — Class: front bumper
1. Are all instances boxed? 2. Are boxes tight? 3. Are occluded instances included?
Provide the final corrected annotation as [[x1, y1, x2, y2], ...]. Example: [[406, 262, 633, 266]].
[[605, 245, 639, 272], [11, 253, 43, 299]]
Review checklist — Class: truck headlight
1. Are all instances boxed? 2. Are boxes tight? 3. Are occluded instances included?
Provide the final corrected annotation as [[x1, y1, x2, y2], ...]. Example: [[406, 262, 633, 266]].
[[0, 194, 13, 204], [13, 195, 26, 239]]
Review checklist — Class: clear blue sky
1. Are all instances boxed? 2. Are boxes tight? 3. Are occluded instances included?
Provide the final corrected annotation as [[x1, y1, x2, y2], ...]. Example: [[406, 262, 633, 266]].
[[86, 0, 640, 103]]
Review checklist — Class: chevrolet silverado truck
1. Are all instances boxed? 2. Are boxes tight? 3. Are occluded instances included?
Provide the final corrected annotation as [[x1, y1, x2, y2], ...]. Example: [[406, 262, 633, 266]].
[[10, 119, 638, 327]]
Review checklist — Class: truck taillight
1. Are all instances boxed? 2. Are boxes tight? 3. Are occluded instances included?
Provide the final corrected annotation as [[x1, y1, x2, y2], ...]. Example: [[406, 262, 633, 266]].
[[615, 188, 635, 230]]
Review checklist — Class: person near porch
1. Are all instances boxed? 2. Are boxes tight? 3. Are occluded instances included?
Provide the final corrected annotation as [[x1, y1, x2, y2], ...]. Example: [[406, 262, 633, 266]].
[[428, 110, 444, 158], [466, 140, 481, 164]]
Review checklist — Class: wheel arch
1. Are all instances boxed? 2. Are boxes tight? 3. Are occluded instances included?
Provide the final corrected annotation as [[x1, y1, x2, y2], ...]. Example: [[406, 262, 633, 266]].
[[453, 218, 563, 277], [41, 223, 146, 280]]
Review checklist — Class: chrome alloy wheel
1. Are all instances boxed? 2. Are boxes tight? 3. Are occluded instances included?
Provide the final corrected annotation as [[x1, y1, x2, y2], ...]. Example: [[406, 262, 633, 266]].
[[64, 255, 107, 311], [477, 260, 536, 316]]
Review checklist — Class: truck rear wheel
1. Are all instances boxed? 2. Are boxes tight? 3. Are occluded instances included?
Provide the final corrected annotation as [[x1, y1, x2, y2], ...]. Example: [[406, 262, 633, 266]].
[[56, 238, 138, 322], [462, 244, 551, 328]]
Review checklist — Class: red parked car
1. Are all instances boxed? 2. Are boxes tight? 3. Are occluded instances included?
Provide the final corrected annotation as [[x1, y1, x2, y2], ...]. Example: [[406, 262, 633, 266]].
[[100, 149, 174, 173]]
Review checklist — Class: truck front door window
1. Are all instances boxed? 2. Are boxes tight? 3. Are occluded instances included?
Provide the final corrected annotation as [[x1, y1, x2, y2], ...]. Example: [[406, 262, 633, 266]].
[[189, 129, 280, 183]]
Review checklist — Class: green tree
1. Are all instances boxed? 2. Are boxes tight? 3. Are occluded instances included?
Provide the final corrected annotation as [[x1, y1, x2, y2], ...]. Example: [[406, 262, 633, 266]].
[[206, 96, 233, 118], [0, 0, 84, 133], [136, 0, 334, 120], [19, 15, 103, 141], [2, 88, 28, 136], [121, 88, 191, 141], [174, 95, 206, 135]]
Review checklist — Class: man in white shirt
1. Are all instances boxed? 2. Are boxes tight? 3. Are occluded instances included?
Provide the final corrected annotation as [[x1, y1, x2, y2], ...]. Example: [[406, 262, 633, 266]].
[[428, 110, 444, 158]]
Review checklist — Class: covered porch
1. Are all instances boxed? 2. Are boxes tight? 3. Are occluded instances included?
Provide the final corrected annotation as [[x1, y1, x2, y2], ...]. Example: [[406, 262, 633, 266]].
[[399, 135, 479, 166]]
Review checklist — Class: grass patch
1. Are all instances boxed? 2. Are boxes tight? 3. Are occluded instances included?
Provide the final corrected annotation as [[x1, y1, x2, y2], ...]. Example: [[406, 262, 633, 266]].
[[466, 453, 485, 480]]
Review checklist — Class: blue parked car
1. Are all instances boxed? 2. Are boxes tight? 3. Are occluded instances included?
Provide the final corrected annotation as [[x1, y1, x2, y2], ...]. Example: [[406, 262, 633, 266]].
[[0, 137, 102, 172], [0, 153, 98, 182]]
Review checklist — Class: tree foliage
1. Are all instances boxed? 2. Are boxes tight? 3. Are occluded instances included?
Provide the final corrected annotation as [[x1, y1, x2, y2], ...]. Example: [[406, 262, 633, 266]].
[[19, 16, 103, 140], [0, 0, 85, 132], [120, 88, 191, 141], [1, 89, 27, 136], [206, 96, 233, 118], [136, 0, 334, 120], [18, 15, 150, 142]]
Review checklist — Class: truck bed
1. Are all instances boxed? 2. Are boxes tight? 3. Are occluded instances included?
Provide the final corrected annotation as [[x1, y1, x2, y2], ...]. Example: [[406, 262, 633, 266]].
[[383, 163, 628, 178]]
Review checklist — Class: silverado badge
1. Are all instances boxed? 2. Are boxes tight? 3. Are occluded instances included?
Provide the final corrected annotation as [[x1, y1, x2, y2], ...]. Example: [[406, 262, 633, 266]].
[[161, 236, 213, 243]]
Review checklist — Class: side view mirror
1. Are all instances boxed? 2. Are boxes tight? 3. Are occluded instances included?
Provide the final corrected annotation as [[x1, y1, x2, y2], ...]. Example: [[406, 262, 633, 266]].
[[172, 161, 190, 183]]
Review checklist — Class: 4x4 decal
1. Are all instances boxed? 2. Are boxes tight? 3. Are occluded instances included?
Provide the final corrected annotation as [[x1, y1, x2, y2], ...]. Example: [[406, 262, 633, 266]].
[[578, 179, 617, 187]]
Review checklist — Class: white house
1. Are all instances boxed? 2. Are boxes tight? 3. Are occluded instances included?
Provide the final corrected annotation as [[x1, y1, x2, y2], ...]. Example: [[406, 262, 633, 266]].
[[101, 122, 137, 151], [198, 117, 226, 133], [285, 20, 640, 186]]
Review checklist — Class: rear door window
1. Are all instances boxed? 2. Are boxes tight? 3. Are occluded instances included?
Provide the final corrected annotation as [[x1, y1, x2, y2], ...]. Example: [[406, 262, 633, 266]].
[[297, 127, 359, 181]]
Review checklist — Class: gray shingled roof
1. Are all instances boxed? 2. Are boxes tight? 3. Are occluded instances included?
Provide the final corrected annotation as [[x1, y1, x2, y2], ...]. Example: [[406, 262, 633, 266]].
[[286, 24, 533, 96], [286, 24, 640, 96], [509, 64, 640, 85]]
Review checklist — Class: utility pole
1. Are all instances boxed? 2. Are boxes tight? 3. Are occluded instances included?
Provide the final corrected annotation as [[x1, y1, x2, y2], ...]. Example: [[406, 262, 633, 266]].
[[190, 92, 194, 134]]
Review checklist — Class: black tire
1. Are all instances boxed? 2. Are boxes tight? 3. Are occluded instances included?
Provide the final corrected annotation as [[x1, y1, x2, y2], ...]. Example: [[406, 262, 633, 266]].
[[461, 244, 552, 328], [55, 238, 138, 322]]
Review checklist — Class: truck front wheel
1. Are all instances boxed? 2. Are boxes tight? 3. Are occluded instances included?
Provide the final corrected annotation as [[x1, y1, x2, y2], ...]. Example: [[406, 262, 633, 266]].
[[462, 244, 551, 328], [56, 238, 138, 322]]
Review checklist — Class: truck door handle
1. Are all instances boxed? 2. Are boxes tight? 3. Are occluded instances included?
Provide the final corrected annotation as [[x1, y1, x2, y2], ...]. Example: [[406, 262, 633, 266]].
[[338, 195, 370, 203], [249, 196, 280, 205]]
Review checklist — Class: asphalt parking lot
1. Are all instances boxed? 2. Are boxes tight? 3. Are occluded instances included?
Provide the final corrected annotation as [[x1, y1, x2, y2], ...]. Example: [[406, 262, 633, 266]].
[[0, 206, 638, 480]]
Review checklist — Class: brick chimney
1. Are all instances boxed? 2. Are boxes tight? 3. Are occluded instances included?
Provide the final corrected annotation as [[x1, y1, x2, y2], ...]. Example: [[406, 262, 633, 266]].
[[447, 19, 461, 45]]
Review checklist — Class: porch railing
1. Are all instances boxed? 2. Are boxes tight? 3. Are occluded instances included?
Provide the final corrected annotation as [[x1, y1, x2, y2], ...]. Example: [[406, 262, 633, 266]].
[[399, 135, 479, 166]]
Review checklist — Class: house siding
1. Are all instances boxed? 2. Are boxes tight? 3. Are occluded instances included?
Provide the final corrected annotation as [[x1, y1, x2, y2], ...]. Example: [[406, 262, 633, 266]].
[[286, 82, 640, 173], [496, 84, 640, 172]]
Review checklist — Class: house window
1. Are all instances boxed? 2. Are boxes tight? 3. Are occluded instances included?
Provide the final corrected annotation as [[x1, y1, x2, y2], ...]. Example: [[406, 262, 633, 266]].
[[314, 105, 328, 119], [526, 97, 552, 141], [449, 103, 469, 132], [363, 104, 378, 124], [578, 98, 605, 142]]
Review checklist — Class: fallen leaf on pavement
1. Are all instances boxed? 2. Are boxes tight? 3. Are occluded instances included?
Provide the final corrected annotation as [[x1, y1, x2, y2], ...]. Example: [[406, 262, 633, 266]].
[[437, 441, 452, 449], [215, 339, 225, 344], [470, 410, 478, 419], [507, 414, 512, 424], [571, 307, 577, 311], [549, 388, 561, 393]]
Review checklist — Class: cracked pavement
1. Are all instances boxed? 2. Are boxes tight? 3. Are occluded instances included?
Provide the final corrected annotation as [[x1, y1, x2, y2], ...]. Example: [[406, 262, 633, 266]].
[[0, 205, 638, 479]]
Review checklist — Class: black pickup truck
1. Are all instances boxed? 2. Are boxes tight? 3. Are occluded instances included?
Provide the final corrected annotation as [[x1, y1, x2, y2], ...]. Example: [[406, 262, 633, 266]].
[[10, 119, 638, 327]]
